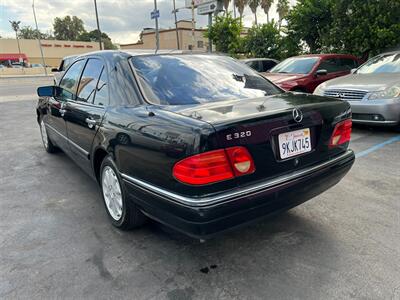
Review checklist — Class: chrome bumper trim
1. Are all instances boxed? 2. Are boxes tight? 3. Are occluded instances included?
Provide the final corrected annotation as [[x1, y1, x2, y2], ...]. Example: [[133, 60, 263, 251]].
[[352, 119, 398, 125], [121, 150, 355, 208]]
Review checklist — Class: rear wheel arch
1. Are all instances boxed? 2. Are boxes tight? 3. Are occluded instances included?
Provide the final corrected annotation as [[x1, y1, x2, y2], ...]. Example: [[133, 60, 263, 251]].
[[93, 147, 109, 183]]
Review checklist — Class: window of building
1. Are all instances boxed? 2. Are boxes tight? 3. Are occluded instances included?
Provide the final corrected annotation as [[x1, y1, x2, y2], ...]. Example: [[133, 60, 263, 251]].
[[197, 41, 204, 48]]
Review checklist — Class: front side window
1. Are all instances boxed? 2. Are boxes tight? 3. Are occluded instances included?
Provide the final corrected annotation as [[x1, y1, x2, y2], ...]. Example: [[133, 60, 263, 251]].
[[77, 59, 104, 103], [131, 55, 282, 105], [356, 53, 400, 74], [270, 57, 319, 74], [59, 59, 85, 99], [318, 58, 342, 73]]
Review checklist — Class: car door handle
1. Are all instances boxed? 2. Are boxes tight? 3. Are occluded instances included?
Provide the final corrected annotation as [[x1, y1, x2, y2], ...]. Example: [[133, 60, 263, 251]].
[[85, 118, 97, 128]]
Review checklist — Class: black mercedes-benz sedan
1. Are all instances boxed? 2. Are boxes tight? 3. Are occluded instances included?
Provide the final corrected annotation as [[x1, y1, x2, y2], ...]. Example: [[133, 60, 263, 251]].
[[36, 50, 355, 239]]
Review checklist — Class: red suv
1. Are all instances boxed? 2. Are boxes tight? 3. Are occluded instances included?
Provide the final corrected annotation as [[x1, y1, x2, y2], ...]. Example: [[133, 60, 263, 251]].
[[263, 54, 361, 93]]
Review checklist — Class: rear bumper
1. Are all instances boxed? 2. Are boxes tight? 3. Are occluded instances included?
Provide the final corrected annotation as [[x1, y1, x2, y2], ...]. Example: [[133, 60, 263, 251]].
[[122, 150, 355, 239], [349, 99, 400, 125]]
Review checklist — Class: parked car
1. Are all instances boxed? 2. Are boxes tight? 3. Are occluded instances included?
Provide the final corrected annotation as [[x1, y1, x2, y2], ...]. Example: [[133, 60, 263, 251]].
[[241, 58, 280, 73], [52, 54, 77, 84], [314, 51, 400, 127], [263, 54, 360, 93], [36, 50, 355, 239]]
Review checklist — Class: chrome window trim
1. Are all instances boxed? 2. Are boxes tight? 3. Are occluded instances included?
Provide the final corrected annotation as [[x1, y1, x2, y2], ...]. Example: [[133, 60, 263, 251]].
[[121, 150, 354, 208], [45, 123, 89, 157]]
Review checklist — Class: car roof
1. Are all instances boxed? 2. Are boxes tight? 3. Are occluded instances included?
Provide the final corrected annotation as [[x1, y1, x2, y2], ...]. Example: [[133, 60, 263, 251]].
[[75, 49, 226, 61], [293, 53, 359, 59], [241, 58, 279, 62]]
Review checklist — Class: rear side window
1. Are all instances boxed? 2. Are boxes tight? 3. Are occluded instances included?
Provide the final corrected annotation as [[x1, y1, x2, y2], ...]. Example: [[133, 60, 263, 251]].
[[59, 59, 85, 99], [77, 59, 104, 103], [262, 60, 277, 71], [339, 58, 358, 70], [93, 69, 109, 106]]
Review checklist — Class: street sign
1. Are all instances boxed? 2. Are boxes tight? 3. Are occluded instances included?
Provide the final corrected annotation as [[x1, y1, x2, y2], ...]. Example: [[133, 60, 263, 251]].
[[185, 0, 214, 8], [151, 9, 160, 19], [197, 1, 223, 15]]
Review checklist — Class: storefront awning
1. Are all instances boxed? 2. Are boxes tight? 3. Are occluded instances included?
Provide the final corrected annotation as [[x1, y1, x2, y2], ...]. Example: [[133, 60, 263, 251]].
[[0, 53, 28, 61]]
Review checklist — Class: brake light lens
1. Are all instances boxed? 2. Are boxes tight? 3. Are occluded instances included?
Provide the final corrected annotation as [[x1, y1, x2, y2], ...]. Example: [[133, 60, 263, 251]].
[[173, 146, 255, 185], [329, 119, 352, 148]]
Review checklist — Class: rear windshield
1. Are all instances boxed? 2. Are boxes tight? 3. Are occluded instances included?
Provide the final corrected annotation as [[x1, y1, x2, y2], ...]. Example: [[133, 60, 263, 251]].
[[356, 53, 400, 74], [270, 57, 319, 74], [131, 55, 282, 105]]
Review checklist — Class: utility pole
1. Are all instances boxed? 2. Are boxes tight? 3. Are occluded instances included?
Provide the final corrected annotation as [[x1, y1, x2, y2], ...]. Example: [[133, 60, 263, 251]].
[[172, 0, 180, 49], [154, 0, 160, 51], [208, 13, 212, 53], [191, 0, 195, 50], [32, 1, 47, 75], [94, 0, 103, 50]]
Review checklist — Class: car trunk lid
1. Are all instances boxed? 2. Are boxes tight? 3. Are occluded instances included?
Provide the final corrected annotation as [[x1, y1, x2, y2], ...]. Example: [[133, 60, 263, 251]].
[[164, 93, 351, 187]]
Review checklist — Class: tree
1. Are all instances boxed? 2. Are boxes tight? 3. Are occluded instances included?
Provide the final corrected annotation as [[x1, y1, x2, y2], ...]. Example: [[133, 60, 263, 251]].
[[234, 0, 248, 25], [244, 22, 281, 58], [205, 13, 242, 55], [248, 0, 261, 25], [53, 16, 85, 40], [286, 0, 333, 53], [18, 26, 53, 40], [261, 0, 274, 23], [276, 0, 290, 29], [78, 30, 117, 50], [9, 20, 21, 55], [286, 0, 400, 57], [325, 0, 400, 57], [223, 0, 231, 15]]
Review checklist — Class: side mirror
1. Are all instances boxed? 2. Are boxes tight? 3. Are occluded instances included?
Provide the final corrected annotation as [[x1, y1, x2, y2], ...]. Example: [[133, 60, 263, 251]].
[[315, 69, 328, 76], [51, 68, 59, 72], [350, 68, 357, 74], [37, 86, 62, 97]]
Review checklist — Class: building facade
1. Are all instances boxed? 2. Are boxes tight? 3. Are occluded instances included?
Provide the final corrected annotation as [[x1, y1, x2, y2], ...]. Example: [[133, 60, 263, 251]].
[[0, 38, 100, 67], [120, 20, 209, 51]]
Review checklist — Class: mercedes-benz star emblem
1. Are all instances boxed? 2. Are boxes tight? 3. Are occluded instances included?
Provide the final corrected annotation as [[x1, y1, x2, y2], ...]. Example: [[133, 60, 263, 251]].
[[292, 108, 303, 123]]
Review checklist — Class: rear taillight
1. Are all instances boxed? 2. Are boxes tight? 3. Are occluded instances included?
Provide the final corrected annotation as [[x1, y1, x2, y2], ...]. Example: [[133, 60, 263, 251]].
[[329, 119, 352, 148], [173, 146, 255, 185]]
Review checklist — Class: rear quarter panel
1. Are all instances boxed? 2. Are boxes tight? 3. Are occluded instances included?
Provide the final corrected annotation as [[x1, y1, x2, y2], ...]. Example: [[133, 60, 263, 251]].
[[94, 106, 240, 197]]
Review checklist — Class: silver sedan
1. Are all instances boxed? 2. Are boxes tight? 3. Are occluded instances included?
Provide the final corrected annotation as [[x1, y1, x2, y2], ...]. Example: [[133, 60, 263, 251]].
[[314, 51, 400, 127]]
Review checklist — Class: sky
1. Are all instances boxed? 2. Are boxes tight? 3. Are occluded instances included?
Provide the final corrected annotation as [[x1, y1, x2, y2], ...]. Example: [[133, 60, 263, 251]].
[[0, 0, 296, 45]]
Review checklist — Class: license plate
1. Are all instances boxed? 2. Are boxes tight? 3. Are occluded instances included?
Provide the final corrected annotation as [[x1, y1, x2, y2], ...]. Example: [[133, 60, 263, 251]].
[[278, 128, 312, 159]]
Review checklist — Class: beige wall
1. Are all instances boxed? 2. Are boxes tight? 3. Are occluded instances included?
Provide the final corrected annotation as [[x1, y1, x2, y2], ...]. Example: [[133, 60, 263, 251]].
[[121, 28, 209, 51], [0, 38, 100, 67]]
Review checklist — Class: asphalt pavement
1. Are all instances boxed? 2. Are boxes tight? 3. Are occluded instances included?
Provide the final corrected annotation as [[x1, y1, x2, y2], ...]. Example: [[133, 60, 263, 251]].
[[0, 78, 399, 299]]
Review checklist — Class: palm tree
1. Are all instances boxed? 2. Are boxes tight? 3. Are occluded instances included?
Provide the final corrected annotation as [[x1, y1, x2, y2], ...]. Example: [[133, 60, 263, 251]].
[[223, 0, 231, 15], [9, 20, 22, 58], [248, 0, 260, 25], [276, 0, 289, 29], [234, 0, 248, 25], [261, 0, 274, 23]]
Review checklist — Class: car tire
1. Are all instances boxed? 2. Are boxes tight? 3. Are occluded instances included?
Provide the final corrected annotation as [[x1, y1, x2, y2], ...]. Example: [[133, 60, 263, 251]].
[[39, 117, 58, 153], [100, 155, 147, 230]]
